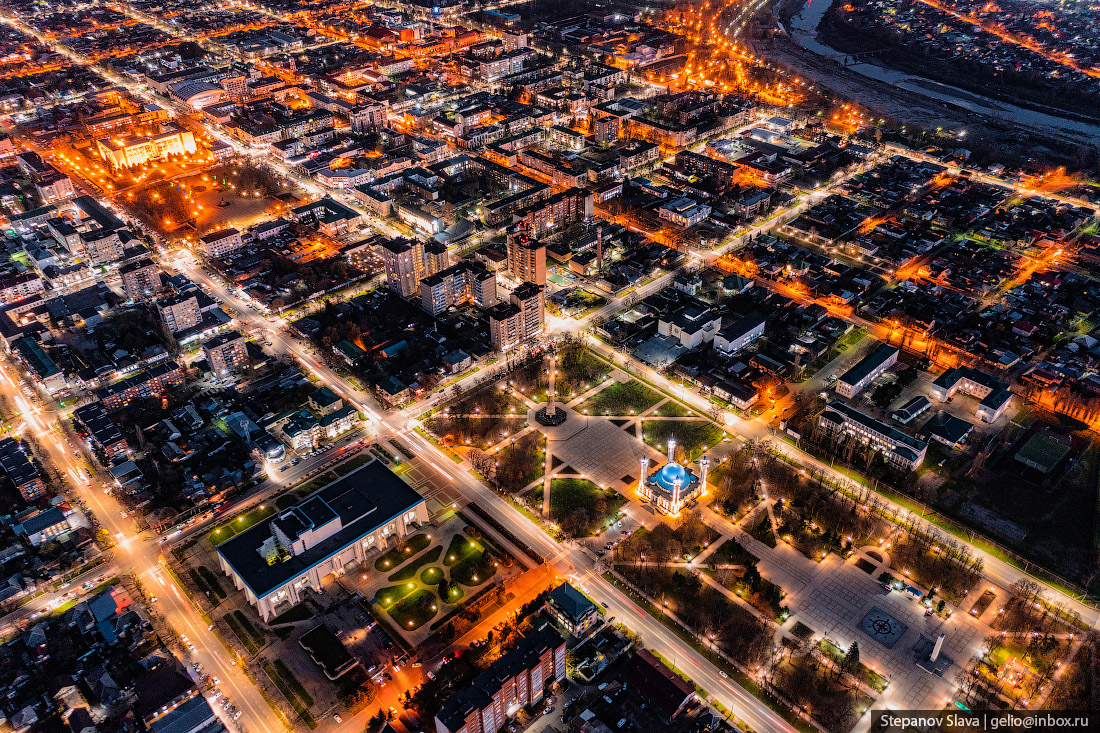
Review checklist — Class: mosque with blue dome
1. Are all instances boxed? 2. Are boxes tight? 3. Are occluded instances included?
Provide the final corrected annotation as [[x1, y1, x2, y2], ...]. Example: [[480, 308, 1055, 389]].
[[638, 436, 709, 516]]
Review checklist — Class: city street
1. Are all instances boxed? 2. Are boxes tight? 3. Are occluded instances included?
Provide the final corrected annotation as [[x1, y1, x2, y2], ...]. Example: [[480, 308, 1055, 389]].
[[4, 7, 1099, 730]]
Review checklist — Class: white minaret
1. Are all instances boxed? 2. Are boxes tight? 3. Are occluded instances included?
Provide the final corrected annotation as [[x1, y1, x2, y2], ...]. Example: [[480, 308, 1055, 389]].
[[699, 455, 709, 496], [671, 477, 683, 516], [667, 435, 677, 463], [930, 632, 946, 662], [638, 455, 649, 495]]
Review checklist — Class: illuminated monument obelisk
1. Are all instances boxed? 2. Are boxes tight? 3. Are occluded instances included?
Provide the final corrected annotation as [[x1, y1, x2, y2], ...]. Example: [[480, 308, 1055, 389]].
[[535, 352, 566, 426]]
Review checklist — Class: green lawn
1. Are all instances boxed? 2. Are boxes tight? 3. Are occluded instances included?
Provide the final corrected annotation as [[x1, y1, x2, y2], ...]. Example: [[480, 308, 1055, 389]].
[[819, 639, 889, 692], [333, 452, 373, 476], [443, 535, 483, 566], [374, 533, 432, 571], [643, 419, 725, 461], [197, 566, 227, 599], [550, 478, 626, 536], [233, 610, 265, 648], [451, 547, 498, 587], [263, 662, 316, 728], [388, 589, 438, 630], [388, 545, 443, 581], [210, 505, 277, 547], [376, 582, 419, 608], [225, 612, 260, 655], [439, 579, 464, 604], [577, 380, 662, 416], [651, 399, 694, 417], [420, 566, 444, 585]]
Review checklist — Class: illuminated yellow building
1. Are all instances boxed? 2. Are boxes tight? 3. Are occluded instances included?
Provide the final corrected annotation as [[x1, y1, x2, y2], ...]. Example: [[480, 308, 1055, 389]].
[[95, 125, 197, 170]]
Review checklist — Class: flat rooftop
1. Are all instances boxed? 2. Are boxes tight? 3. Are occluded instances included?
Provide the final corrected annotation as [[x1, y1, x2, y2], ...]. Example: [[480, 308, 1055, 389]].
[[217, 460, 425, 598], [838, 343, 898, 387]]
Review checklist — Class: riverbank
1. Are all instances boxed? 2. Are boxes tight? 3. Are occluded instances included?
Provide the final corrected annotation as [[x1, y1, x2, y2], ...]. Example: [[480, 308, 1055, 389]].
[[774, 0, 1100, 149]]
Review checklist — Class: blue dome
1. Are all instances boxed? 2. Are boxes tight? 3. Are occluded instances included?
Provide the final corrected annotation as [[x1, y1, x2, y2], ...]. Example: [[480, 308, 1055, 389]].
[[654, 462, 687, 492]]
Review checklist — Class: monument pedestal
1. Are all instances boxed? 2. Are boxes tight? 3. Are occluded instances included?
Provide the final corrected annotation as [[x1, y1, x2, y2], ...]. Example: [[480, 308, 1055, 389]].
[[535, 404, 566, 426]]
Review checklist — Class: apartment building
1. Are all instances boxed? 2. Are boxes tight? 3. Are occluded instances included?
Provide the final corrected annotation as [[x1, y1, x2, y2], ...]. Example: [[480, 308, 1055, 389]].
[[120, 258, 159, 301], [0, 273, 45, 305], [203, 331, 249, 377], [97, 361, 186, 412], [82, 229, 124, 265], [435, 624, 566, 733], [419, 260, 497, 316], [488, 282, 544, 351], [200, 228, 244, 258], [517, 188, 592, 238], [157, 293, 202, 333], [506, 229, 546, 285], [381, 238, 451, 299]]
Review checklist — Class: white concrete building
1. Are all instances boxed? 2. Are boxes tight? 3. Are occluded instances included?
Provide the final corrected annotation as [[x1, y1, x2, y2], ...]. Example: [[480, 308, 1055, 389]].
[[835, 343, 898, 398], [818, 401, 927, 470], [713, 315, 765, 355], [216, 461, 428, 621], [929, 367, 1011, 423]]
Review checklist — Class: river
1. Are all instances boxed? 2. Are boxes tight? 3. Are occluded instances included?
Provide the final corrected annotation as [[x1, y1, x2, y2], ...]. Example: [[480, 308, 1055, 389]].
[[786, 0, 1100, 142]]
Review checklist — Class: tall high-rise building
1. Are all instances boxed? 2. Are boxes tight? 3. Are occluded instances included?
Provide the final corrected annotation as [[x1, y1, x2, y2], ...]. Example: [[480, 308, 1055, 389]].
[[157, 293, 202, 333], [419, 260, 497, 316], [380, 238, 451, 299], [203, 331, 249, 377], [594, 115, 619, 144], [506, 229, 546, 285], [489, 282, 544, 350], [512, 281, 544, 339], [119, 258, 159, 301]]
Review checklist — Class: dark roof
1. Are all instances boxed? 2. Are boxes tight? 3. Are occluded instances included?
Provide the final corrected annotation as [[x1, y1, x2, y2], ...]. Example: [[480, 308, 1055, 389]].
[[147, 694, 219, 733], [546, 582, 596, 621], [73, 195, 124, 231], [921, 411, 973, 445], [0, 438, 40, 488], [299, 625, 356, 678], [73, 403, 126, 448], [437, 625, 563, 730], [12, 336, 60, 379], [19, 507, 66, 535], [622, 649, 694, 719], [133, 658, 195, 718], [837, 342, 897, 388], [202, 330, 244, 350], [217, 461, 425, 598], [311, 386, 341, 407], [200, 228, 239, 244]]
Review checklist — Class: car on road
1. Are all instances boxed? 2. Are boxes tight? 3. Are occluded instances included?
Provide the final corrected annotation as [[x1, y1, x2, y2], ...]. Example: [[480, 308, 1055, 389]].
[[291, 458, 300, 465], [119, 511, 127, 518], [278, 465, 288, 472], [333, 714, 342, 724], [719, 671, 728, 678]]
